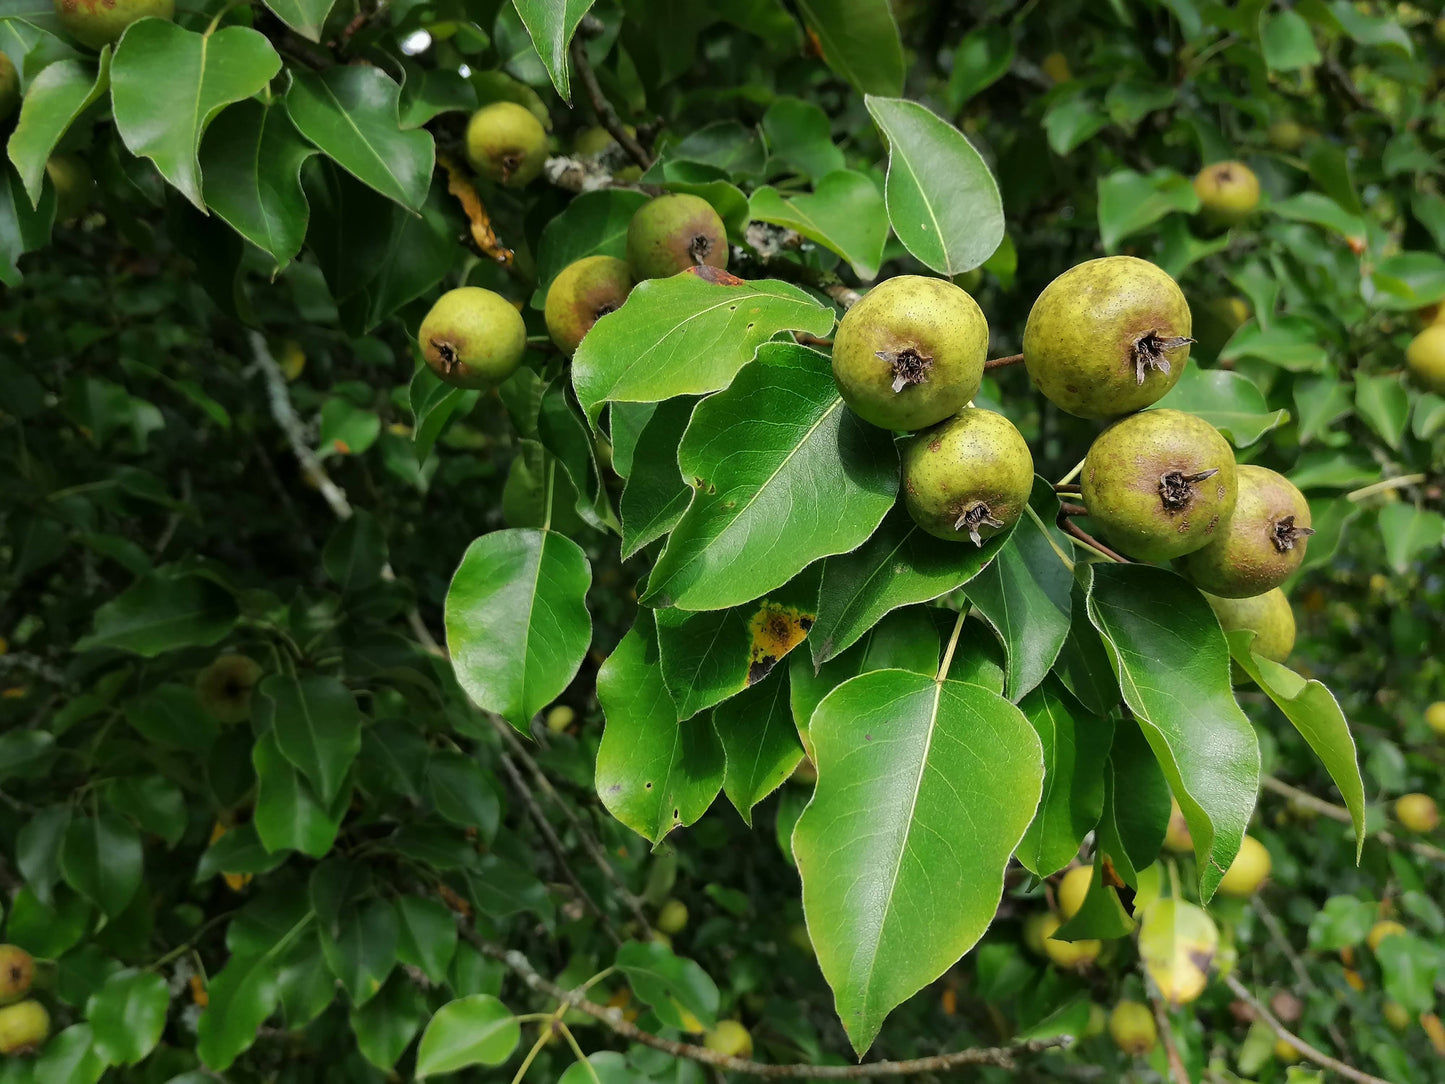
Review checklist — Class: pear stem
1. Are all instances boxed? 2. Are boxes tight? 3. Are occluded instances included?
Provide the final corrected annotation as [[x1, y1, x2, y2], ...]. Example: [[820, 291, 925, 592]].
[[984, 353, 1024, 371], [936, 607, 968, 683], [1055, 457, 1086, 487], [1058, 516, 1128, 563]]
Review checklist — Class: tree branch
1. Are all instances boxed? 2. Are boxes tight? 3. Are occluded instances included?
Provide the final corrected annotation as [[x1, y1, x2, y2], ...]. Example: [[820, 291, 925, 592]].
[[464, 931, 1069, 1077], [568, 37, 652, 170], [1146, 988, 1191, 1084], [1222, 973, 1390, 1084], [1261, 776, 1445, 865]]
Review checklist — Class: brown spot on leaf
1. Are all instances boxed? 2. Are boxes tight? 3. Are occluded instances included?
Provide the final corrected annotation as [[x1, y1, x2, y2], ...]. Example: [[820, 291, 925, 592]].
[[747, 601, 814, 683], [686, 265, 747, 286]]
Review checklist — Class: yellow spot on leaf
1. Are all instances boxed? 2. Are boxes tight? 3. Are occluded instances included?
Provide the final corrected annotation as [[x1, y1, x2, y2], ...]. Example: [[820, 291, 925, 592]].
[[747, 601, 814, 684]]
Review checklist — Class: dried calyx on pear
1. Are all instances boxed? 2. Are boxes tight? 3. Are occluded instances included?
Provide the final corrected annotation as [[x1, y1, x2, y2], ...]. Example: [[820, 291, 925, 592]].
[[1177, 465, 1312, 597], [901, 408, 1034, 545]]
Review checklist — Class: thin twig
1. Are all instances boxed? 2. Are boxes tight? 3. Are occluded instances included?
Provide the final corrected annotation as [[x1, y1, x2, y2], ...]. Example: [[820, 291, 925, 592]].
[[466, 932, 1069, 1077], [1251, 897, 1351, 1054], [1058, 516, 1128, 563], [1261, 776, 1445, 865], [983, 353, 1024, 371], [1222, 973, 1390, 1084], [1145, 984, 1191, 1084], [568, 37, 652, 170], [1058, 502, 1088, 518], [252, 332, 352, 520]]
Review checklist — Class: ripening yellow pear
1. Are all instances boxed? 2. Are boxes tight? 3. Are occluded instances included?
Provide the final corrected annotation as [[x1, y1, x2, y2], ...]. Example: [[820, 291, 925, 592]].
[[1396, 793, 1440, 833], [1426, 702, 1445, 736], [1368, 920, 1407, 952], [1215, 835, 1271, 897], [1383, 1000, 1412, 1031], [1039, 912, 1101, 969], [656, 898, 689, 935], [1057, 865, 1093, 920], [1108, 1000, 1157, 1056], [1040, 51, 1073, 84], [703, 1020, 752, 1058], [1274, 1037, 1301, 1064], [1406, 325, 1445, 394], [1163, 798, 1193, 854]]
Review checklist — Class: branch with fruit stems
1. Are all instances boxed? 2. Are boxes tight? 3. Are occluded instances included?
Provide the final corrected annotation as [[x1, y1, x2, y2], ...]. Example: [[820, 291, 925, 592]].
[[462, 930, 1069, 1077], [1222, 973, 1389, 1084], [1260, 776, 1445, 866], [568, 33, 652, 170]]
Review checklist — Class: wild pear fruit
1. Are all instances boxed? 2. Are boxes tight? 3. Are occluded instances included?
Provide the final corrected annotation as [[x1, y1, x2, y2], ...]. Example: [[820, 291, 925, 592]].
[[1177, 465, 1312, 598], [465, 101, 548, 187], [1194, 160, 1260, 226], [1406, 324, 1445, 394], [901, 408, 1033, 545], [418, 287, 527, 390], [195, 655, 263, 725], [54, 0, 172, 49], [0, 52, 17, 124], [1396, 793, 1439, 833], [544, 255, 632, 354], [0, 1000, 48, 1055], [625, 194, 728, 280], [1109, 1000, 1157, 1056], [1215, 835, 1270, 897], [1204, 588, 1296, 681], [0, 947, 33, 1006]]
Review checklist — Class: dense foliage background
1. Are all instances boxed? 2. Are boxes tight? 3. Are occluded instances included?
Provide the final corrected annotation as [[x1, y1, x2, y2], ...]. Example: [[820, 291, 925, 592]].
[[0, 0, 1443, 1081]]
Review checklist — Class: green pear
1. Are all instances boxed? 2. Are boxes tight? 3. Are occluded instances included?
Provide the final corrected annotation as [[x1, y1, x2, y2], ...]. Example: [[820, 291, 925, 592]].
[[1080, 409, 1237, 562], [1267, 119, 1306, 152], [46, 154, 94, 223], [1177, 465, 1312, 597], [418, 287, 527, 390], [544, 255, 633, 354], [832, 275, 988, 431], [901, 408, 1033, 545], [625, 194, 728, 280], [0, 947, 33, 1006], [0, 1000, 48, 1055], [1406, 325, 1445, 394], [54, 0, 173, 49], [195, 655, 263, 725], [0, 52, 17, 125], [465, 101, 548, 188], [1204, 587, 1295, 682], [1022, 256, 1191, 419], [1193, 160, 1260, 227]]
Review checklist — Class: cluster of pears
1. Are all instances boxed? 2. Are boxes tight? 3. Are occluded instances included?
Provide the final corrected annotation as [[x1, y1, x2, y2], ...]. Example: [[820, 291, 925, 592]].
[[417, 190, 728, 388], [0, 946, 46, 1057], [832, 256, 1311, 661]]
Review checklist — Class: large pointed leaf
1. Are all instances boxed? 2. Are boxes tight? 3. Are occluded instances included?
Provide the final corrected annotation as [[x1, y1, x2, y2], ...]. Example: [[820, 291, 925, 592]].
[[642, 343, 897, 611], [1095, 717, 1170, 887], [572, 269, 836, 425], [1152, 366, 1289, 448], [794, 0, 903, 97], [252, 733, 349, 858], [1084, 564, 1259, 900], [712, 670, 803, 825], [196, 914, 313, 1070], [511, 0, 595, 103], [257, 672, 361, 806], [619, 396, 695, 558], [444, 528, 592, 730], [110, 22, 281, 210], [77, 571, 237, 657], [200, 99, 315, 271], [264, 0, 337, 41], [415, 995, 519, 1078], [59, 812, 142, 918], [810, 502, 1009, 667], [748, 170, 889, 280], [6, 49, 109, 206], [1227, 630, 1365, 857], [864, 95, 1003, 275], [595, 611, 724, 844], [286, 66, 434, 210], [616, 940, 719, 1031], [792, 668, 1043, 1054], [86, 969, 169, 1065], [963, 479, 1072, 701], [0, 159, 55, 286]]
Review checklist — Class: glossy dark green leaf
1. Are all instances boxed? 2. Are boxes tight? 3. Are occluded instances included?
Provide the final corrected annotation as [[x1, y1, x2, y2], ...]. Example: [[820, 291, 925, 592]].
[[643, 344, 897, 611], [1096, 167, 1198, 252], [760, 97, 844, 180], [77, 572, 237, 657], [6, 886, 90, 959], [0, 159, 55, 285], [1015, 680, 1112, 878], [415, 994, 519, 1077], [749, 170, 888, 280], [619, 396, 695, 558], [32, 1024, 105, 1084], [793, 669, 1044, 1054], [110, 22, 281, 209], [195, 823, 287, 881], [395, 895, 458, 985], [946, 25, 1013, 107], [445, 527, 592, 729], [60, 812, 143, 918], [252, 732, 348, 858], [16, 804, 70, 902], [1152, 365, 1289, 447], [616, 939, 719, 1031], [351, 973, 426, 1069], [572, 271, 836, 425], [864, 95, 1003, 275], [511, 0, 595, 102], [712, 670, 803, 825], [104, 775, 186, 848], [123, 684, 217, 750], [426, 750, 501, 840], [258, 672, 361, 805], [1353, 372, 1410, 450], [319, 899, 398, 1006], [196, 913, 313, 1070], [1260, 9, 1321, 70], [1084, 564, 1259, 900], [264, 0, 336, 41], [85, 968, 168, 1065], [199, 99, 315, 272], [286, 66, 434, 210], [322, 509, 388, 590], [5, 49, 108, 205], [465, 854, 554, 922], [596, 611, 724, 843], [795, 0, 903, 96]]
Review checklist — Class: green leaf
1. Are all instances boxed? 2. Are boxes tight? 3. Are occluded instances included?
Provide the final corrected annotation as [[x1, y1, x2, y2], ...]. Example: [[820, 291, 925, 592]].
[[1364, 252, 1445, 311], [263, 0, 336, 42], [110, 22, 281, 210], [596, 611, 724, 844], [195, 823, 287, 881], [864, 95, 1003, 276], [199, 99, 316, 272], [6, 886, 89, 959], [196, 914, 312, 1070], [794, 0, 903, 97], [322, 509, 388, 590], [642, 344, 897, 611], [963, 480, 1072, 701], [748, 170, 888, 280], [616, 939, 719, 1031], [1226, 631, 1365, 859], [104, 775, 186, 848], [619, 396, 694, 558], [946, 25, 1013, 108], [533, 188, 649, 308], [1083, 565, 1259, 901], [426, 750, 501, 840], [760, 97, 845, 181], [252, 732, 348, 858], [286, 66, 434, 210], [1377, 503, 1445, 574], [415, 994, 520, 1078], [1376, 934, 1438, 1015], [1259, 9, 1321, 70], [258, 672, 361, 805], [32, 1024, 105, 1084], [319, 899, 398, 1006], [713, 670, 804, 826], [16, 805, 70, 903], [1053, 852, 1136, 942], [395, 896, 458, 985], [1352, 372, 1410, 450], [1152, 365, 1290, 447], [1307, 895, 1375, 951], [1096, 167, 1199, 253], [85, 968, 168, 1065], [559, 1053, 634, 1084], [793, 668, 1044, 1054], [1095, 719, 1170, 887], [1220, 316, 1329, 372], [510, 0, 595, 102], [0, 159, 54, 286], [123, 684, 218, 750], [5, 49, 108, 206], [1015, 679, 1112, 878], [466, 854, 554, 922], [78, 571, 237, 657], [1042, 89, 1107, 155], [444, 527, 593, 729], [350, 973, 426, 1070], [811, 503, 1011, 667], [572, 270, 836, 425], [1269, 192, 1367, 243], [60, 812, 143, 918], [317, 397, 381, 457]]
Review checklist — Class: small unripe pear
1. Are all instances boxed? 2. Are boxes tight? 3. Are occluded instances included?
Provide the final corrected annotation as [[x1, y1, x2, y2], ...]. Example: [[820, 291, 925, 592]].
[[1108, 1000, 1157, 1056], [1383, 1000, 1412, 1031], [0, 52, 17, 124], [573, 124, 635, 158], [656, 898, 689, 935], [1177, 465, 1312, 598], [0, 999, 48, 1055], [1395, 793, 1439, 833], [1022, 256, 1192, 419], [195, 654, 263, 724], [1367, 920, 1406, 952], [1193, 161, 1260, 226], [465, 101, 547, 187], [1040, 51, 1072, 84], [1081, 409, 1236, 561], [901, 408, 1033, 545], [418, 287, 527, 390], [1425, 701, 1445, 736], [0, 947, 33, 1006], [1267, 119, 1306, 152], [545, 704, 575, 733], [1204, 588, 1296, 681], [1083, 1002, 1107, 1038], [1274, 1037, 1300, 1064], [1021, 911, 1051, 956], [1039, 912, 1100, 968], [1406, 325, 1445, 394], [46, 154, 94, 224], [54, 0, 172, 49], [626, 194, 728, 280], [703, 1020, 752, 1058], [544, 255, 632, 354], [1163, 797, 1193, 853], [1215, 834, 1270, 897], [832, 276, 988, 431], [1057, 866, 1092, 921]]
